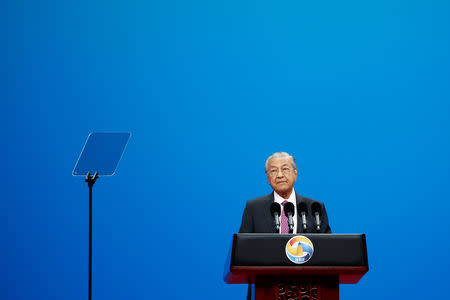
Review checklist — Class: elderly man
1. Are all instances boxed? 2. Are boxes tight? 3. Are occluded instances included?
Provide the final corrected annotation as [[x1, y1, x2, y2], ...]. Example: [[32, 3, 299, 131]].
[[239, 152, 331, 233]]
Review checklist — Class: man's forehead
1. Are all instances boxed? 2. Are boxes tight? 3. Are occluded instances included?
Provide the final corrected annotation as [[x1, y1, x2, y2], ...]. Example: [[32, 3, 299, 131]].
[[268, 157, 292, 167]]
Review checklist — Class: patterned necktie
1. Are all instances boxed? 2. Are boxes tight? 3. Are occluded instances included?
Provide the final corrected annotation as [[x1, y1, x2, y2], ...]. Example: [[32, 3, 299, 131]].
[[280, 200, 289, 234]]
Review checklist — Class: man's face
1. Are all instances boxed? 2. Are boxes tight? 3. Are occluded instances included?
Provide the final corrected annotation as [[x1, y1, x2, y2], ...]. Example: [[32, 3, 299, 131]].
[[266, 157, 297, 197]]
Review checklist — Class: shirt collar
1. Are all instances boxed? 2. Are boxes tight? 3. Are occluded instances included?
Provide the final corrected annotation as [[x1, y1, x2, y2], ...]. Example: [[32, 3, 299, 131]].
[[273, 188, 296, 205]]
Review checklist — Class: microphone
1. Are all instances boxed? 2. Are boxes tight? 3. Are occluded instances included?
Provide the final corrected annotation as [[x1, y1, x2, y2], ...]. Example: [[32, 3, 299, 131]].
[[297, 202, 308, 231], [284, 202, 295, 233], [311, 202, 322, 232], [270, 202, 281, 232]]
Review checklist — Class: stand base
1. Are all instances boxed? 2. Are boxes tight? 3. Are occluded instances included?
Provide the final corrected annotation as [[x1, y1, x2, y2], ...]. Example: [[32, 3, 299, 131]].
[[253, 276, 339, 300]]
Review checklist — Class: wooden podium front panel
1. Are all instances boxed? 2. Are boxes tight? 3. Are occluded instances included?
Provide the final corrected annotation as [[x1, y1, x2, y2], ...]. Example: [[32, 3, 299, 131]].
[[254, 276, 339, 300]]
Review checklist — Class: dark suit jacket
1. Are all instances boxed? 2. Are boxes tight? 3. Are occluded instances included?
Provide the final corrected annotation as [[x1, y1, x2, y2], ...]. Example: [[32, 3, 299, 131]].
[[239, 192, 332, 233]]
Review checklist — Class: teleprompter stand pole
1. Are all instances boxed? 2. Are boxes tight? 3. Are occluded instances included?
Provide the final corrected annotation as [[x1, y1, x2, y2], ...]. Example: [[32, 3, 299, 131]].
[[85, 172, 99, 300]]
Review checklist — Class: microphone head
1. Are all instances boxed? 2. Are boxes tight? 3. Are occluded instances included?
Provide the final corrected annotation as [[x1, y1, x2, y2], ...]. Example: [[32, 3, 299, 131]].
[[284, 202, 295, 216], [298, 202, 308, 216], [270, 202, 281, 216], [311, 202, 322, 215]]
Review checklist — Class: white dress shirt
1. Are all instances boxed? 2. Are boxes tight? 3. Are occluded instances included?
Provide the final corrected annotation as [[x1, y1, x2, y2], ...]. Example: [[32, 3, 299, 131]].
[[274, 188, 297, 234]]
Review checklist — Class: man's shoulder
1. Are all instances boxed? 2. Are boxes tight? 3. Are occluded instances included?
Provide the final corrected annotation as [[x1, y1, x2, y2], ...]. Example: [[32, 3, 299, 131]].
[[296, 194, 324, 205], [245, 193, 273, 207]]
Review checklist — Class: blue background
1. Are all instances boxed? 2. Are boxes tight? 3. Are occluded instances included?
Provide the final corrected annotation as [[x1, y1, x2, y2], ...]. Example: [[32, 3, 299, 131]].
[[4, 0, 450, 299]]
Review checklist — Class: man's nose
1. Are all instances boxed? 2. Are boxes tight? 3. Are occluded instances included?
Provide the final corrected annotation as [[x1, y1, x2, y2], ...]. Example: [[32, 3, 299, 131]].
[[276, 170, 284, 178]]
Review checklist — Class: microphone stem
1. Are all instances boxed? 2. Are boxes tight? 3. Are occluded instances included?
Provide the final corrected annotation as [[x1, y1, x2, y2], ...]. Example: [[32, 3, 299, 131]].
[[314, 212, 321, 231], [301, 212, 307, 230]]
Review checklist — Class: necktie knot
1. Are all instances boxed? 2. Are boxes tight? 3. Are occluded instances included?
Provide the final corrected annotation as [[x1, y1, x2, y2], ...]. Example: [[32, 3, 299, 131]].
[[281, 200, 288, 206]]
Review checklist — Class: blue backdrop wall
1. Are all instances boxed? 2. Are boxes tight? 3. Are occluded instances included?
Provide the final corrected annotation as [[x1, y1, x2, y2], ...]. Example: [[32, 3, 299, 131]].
[[4, 0, 450, 299]]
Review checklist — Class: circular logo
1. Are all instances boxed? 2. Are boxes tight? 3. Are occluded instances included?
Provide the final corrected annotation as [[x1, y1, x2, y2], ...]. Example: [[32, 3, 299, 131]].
[[285, 236, 314, 264]]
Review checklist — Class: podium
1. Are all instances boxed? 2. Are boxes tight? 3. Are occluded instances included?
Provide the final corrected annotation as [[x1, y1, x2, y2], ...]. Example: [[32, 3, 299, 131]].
[[224, 234, 368, 300]]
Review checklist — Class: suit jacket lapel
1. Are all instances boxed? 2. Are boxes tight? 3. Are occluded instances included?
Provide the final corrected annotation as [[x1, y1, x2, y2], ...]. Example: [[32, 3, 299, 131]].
[[262, 192, 275, 232], [295, 193, 304, 233]]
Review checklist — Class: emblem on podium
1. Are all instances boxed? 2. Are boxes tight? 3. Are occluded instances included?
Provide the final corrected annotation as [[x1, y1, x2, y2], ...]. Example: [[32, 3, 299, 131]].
[[285, 236, 314, 264]]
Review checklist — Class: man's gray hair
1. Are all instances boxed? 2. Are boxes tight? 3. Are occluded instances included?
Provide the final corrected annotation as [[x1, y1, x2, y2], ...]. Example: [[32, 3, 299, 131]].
[[265, 152, 297, 173]]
